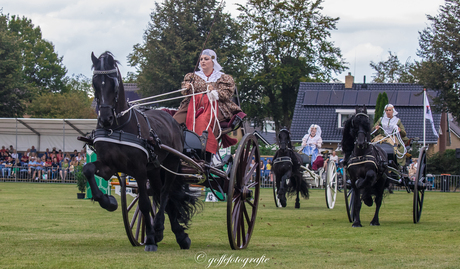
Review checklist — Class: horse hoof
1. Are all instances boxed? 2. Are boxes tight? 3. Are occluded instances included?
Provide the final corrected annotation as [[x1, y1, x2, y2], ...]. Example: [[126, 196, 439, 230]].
[[101, 195, 118, 211], [144, 244, 158, 252], [352, 223, 362, 228], [279, 196, 287, 208], [295, 203, 300, 209], [370, 222, 380, 226], [178, 236, 191, 249]]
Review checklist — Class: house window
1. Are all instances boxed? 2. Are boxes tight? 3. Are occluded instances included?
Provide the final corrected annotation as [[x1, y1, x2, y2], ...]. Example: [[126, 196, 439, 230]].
[[336, 109, 375, 128]]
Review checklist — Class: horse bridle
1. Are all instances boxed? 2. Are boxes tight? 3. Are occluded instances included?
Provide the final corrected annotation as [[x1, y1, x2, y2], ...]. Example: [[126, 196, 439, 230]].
[[353, 112, 370, 149], [93, 63, 125, 129], [278, 129, 291, 149]]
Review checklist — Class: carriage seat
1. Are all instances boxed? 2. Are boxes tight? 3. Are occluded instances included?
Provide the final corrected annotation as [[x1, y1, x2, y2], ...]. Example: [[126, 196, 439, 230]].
[[375, 142, 396, 164], [183, 129, 207, 160], [299, 154, 310, 166]]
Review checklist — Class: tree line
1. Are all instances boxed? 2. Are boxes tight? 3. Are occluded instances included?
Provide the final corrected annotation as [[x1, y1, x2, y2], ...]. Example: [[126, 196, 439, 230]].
[[2, 0, 459, 129], [0, 12, 95, 118]]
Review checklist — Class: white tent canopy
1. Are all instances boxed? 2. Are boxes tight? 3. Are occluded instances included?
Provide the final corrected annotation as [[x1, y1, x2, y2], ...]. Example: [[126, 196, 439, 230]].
[[0, 118, 97, 153]]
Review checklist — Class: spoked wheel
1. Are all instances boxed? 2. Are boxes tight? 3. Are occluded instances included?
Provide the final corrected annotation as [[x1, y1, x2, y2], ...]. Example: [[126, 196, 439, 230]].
[[325, 161, 338, 209], [227, 133, 260, 250], [272, 175, 282, 208], [120, 176, 156, 246], [413, 146, 427, 223], [343, 170, 355, 223]]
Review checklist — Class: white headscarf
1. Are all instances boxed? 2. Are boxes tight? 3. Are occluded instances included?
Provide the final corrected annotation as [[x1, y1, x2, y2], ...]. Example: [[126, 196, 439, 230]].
[[381, 104, 400, 135], [196, 49, 224, 82], [308, 124, 322, 138], [302, 124, 322, 148]]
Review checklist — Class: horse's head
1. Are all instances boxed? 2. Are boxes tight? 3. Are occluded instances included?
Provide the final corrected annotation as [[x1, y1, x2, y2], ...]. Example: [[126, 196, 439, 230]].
[[351, 105, 371, 150], [91, 51, 123, 128], [278, 129, 292, 150]]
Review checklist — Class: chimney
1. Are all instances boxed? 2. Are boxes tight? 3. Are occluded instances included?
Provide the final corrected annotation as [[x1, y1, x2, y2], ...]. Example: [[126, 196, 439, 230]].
[[345, 72, 354, 88]]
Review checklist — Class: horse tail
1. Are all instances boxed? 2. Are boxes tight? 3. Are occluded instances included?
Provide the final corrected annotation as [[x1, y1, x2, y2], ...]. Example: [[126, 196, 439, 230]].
[[287, 172, 309, 199], [167, 176, 202, 229], [298, 175, 309, 199]]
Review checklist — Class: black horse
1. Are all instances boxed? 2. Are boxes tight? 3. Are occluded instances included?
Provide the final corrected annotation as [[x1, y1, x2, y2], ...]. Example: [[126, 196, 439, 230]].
[[83, 51, 199, 251], [272, 129, 309, 208], [342, 105, 389, 227]]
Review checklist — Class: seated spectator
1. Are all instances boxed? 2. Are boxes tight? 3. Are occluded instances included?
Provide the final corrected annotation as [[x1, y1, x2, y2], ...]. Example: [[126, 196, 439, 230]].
[[56, 150, 64, 162], [10, 149, 18, 160], [0, 146, 6, 154], [60, 159, 70, 180], [25, 148, 31, 157], [30, 145, 37, 154], [72, 149, 78, 158], [51, 157, 60, 180], [12, 158, 20, 178], [50, 150, 57, 161], [0, 150, 8, 162], [44, 148, 51, 160], [28, 157, 38, 180], [64, 152, 72, 162], [312, 154, 324, 171], [33, 156, 46, 181], [20, 153, 29, 166], [2, 156, 14, 178], [8, 145, 14, 153]]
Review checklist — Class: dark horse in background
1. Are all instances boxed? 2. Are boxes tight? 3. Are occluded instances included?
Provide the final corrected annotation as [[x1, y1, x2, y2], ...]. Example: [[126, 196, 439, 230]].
[[272, 129, 309, 208], [83, 51, 199, 251], [342, 105, 389, 227]]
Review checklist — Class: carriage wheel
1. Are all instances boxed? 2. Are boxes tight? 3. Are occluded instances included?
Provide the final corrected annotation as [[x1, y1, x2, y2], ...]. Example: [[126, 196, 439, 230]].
[[272, 175, 283, 208], [120, 177, 156, 246], [325, 161, 338, 209], [343, 170, 355, 222], [413, 146, 427, 223], [227, 133, 260, 250]]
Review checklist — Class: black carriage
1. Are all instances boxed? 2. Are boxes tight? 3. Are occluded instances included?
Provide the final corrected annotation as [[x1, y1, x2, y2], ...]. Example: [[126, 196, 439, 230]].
[[343, 143, 428, 223]]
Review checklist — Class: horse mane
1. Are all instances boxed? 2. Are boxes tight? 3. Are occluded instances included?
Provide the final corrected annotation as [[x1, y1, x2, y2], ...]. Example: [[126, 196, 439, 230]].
[[341, 115, 355, 156], [91, 51, 120, 70]]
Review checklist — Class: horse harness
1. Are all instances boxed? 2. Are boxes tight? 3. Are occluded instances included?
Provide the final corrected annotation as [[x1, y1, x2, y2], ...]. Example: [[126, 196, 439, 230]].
[[90, 109, 162, 167], [347, 145, 387, 175], [273, 156, 293, 165]]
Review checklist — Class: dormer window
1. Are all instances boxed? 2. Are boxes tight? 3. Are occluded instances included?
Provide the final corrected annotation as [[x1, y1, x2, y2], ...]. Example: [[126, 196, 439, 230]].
[[336, 109, 375, 128]]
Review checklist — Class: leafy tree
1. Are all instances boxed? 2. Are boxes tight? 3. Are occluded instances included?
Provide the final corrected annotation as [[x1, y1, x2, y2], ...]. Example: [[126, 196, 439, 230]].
[[64, 74, 92, 95], [427, 149, 460, 175], [27, 90, 96, 119], [236, 0, 347, 131], [374, 92, 388, 125], [128, 0, 244, 107], [8, 15, 68, 95], [415, 0, 460, 119], [370, 51, 416, 83], [0, 13, 27, 117]]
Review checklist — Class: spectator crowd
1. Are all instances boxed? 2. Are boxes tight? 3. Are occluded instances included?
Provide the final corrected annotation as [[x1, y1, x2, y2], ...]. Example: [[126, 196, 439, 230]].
[[1, 145, 87, 181]]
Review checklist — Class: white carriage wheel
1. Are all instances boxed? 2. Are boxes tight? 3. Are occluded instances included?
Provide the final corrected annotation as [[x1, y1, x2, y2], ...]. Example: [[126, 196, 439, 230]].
[[325, 160, 338, 209]]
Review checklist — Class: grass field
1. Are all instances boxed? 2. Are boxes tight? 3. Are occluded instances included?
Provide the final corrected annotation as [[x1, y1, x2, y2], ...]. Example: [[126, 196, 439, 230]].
[[0, 182, 459, 269]]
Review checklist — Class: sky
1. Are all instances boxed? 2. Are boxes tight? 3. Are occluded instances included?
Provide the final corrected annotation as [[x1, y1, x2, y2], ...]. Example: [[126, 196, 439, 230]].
[[1, 0, 446, 83]]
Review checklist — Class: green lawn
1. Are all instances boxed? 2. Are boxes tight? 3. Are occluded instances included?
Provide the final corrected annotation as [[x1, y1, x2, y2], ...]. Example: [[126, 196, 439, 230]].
[[0, 182, 459, 268]]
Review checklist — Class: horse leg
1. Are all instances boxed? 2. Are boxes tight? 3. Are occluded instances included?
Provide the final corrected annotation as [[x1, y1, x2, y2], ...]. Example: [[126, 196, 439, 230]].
[[165, 202, 191, 249], [352, 187, 363, 227], [136, 178, 158, 252], [82, 161, 117, 211], [279, 171, 291, 208], [370, 179, 385, 226], [362, 170, 376, 207], [295, 177, 300, 209]]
